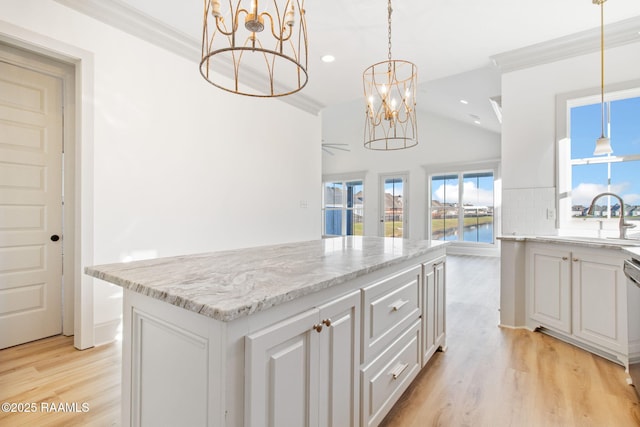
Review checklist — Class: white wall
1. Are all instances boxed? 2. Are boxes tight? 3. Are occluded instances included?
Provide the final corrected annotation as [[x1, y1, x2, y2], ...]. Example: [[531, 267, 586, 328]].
[[2, 0, 321, 345], [322, 99, 501, 248], [501, 41, 640, 236]]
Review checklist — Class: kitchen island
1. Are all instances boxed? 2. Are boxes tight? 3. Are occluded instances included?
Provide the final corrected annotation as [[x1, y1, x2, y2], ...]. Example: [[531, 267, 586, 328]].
[[86, 236, 448, 427]]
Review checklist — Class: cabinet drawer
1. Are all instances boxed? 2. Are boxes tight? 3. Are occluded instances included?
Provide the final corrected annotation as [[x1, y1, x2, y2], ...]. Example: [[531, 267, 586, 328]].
[[361, 320, 421, 427], [362, 265, 421, 363]]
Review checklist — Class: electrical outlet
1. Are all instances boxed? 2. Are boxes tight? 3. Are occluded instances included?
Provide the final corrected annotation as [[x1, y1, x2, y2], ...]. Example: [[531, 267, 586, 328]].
[[546, 208, 556, 220]]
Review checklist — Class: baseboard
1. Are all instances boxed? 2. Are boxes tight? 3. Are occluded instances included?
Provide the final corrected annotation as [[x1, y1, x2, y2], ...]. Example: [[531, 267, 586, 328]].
[[94, 318, 122, 346], [498, 324, 532, 331], [536, 326, 626, 367]]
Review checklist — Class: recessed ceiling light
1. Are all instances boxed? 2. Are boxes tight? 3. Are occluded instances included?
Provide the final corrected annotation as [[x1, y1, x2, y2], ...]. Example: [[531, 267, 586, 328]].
[[321, 54, 335, 63], [460, 99, 469, 105]]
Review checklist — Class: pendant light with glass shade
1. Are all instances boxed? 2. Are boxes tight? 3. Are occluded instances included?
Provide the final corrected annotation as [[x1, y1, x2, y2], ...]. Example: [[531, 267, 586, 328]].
[[363, 0, 418, 150], [200, 0, 308, 97], [593, 0, 613, 155]]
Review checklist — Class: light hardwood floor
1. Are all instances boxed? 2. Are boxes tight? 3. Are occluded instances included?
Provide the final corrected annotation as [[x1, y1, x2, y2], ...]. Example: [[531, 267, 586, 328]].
[[381, 255, 640, 427], [1, 255, 639, 426], [0, 334, 121, 426]]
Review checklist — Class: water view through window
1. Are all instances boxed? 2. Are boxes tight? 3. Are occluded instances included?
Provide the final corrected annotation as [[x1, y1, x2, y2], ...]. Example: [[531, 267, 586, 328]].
[[431, 171, 494, 243]]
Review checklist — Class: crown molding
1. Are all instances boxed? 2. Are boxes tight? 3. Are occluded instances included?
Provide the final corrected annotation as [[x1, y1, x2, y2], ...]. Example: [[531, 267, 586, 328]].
[[491, 16, 640, 73], [54, 0, 324, 115]]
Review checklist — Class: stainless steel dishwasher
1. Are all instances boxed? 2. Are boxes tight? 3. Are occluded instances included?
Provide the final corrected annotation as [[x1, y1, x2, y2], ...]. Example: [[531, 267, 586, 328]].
[[625, 256, 640, 398]]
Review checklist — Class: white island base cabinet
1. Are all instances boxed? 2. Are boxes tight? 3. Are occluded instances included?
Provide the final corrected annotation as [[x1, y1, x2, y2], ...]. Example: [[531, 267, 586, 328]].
[[245, 290, 361, 427], [116, 246, 446, 427]]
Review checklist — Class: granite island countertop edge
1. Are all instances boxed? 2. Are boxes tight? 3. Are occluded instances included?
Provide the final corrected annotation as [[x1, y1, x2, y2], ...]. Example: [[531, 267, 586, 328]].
[[85, 237, 449, 322]]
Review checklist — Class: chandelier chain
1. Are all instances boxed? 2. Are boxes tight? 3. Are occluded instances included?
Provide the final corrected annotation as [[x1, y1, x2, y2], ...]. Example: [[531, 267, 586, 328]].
[[387, 0, 392, 62]]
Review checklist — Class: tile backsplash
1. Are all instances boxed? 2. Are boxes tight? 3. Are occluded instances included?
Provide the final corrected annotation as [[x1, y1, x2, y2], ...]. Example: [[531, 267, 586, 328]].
[[502, 187, 556, 236]]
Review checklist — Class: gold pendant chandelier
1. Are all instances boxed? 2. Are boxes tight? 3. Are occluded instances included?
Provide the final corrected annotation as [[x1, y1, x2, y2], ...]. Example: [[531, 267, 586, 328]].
[[593, 0, 613, 155], [200, 0, 308, 97], [363, 0, 418, 150]]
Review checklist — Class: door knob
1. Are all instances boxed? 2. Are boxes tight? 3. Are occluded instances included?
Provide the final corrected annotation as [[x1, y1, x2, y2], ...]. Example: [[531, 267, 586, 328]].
[[50, 235, 60, 242]]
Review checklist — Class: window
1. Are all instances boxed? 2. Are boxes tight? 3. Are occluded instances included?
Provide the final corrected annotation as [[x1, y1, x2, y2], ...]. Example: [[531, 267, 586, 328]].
[[322, 180, 364, 236], [560, 90, 640, 232], [430, 171, 495, 243], [380, 176, 407, 238]]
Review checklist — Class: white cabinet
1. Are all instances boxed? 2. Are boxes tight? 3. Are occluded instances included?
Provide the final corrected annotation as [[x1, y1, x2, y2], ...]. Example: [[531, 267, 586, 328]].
[[247, 250, 447, 427], [361, 265, 421, 364], [435, 259, 446, 351], [117, 245, 447, 427], [360, 320, 421, 427], [245, 290, 361, 427], [422, 256, 446, 364], [318, 292, 361, 427], [527, 246, 571, 333], [572, 251, 627, 354], [526, 243, 629, 363], [245, 308, 319, 427]]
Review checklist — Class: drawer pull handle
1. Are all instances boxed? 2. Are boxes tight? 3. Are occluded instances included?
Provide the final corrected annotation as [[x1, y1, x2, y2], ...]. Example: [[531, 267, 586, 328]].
[[389, 299, 409, 312], [389, 362, 408, 380]]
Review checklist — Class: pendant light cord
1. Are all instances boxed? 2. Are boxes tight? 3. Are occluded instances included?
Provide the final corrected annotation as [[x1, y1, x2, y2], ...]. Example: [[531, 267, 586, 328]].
[[600, 0, 605, 139]]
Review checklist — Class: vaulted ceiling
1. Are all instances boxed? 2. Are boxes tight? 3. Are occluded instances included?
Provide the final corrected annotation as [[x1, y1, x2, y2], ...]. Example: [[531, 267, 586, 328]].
[[57, 0, 640, 134]]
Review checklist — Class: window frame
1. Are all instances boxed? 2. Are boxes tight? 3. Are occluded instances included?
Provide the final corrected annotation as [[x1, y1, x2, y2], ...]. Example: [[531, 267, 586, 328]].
[[425, 161, 500, 246], [378, 172, 409, 238], [555, 80, 640, 233], [321, 173, 366, 237]]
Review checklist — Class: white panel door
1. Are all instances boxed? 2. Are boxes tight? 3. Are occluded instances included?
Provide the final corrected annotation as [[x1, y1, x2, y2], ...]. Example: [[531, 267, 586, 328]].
[[572, 252, 626, 353], [528, 246, 571, 333], [0, 60, 63, 349], [317, 290, 360, 427], [245, 308, 320, 427]]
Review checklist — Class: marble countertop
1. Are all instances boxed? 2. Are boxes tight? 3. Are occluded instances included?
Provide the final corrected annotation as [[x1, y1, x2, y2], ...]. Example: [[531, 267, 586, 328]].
[[626, 247, 640, 259], [85, 236, 447, 322], [498, 235, 640, 253]]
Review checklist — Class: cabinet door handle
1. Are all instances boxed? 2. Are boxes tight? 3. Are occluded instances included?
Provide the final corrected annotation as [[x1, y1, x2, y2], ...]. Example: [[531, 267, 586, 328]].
[[389, 299, 409, 312], [562, 256, 568, 261], [389, 362, 408, 380], [573, 258, 579, 262], [322, 318, 332, 327], [313, 324, 323, 333]]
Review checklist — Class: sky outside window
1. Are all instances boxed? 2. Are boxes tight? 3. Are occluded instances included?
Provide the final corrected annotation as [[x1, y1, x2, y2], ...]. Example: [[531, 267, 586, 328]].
[[570, 96, 640, 207]]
